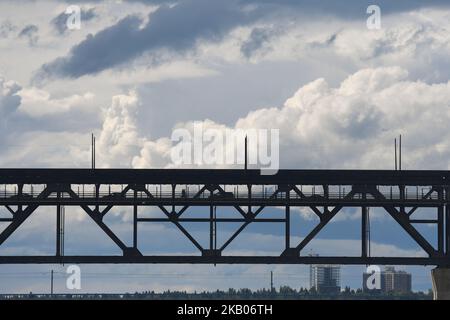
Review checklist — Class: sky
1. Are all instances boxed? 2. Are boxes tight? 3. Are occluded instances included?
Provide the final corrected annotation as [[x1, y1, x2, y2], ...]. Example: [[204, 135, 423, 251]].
[[1, 0, 450, 294]]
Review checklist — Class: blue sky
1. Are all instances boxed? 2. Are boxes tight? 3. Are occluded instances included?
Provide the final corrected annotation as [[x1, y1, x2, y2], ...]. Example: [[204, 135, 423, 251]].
[[1, 0, 450, 293]]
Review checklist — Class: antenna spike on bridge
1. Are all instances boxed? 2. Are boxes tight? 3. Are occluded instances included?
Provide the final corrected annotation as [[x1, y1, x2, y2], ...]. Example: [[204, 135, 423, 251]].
[[244, 135, 248, 171], [399, 134, 402, 171], [91, 133, 94, 169], [394, 138, 397, 171], [91, 133, 96, 170]]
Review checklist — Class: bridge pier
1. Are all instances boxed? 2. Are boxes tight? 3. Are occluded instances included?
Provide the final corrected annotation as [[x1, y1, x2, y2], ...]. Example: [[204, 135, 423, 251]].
[[431, 267, 450, 300]]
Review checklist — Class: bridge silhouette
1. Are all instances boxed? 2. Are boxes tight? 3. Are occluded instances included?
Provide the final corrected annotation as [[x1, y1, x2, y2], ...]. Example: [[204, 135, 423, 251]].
[[0, 168, 448, 267]]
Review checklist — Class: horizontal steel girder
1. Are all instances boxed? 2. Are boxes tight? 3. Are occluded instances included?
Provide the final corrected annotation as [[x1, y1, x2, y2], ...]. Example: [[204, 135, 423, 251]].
[[0, 168, 449, 185], [0, 255, 448, 266]]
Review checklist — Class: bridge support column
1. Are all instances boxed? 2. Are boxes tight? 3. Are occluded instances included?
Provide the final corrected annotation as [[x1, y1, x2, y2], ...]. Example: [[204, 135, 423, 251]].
[[431, 267, 450, 300]]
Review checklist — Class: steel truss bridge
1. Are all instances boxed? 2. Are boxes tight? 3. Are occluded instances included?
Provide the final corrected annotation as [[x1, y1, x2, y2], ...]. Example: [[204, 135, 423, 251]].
[[0, 168, 449, 266]]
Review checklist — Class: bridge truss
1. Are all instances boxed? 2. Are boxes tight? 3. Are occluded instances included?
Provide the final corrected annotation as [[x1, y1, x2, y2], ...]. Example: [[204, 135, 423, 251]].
[[0, 169, 449, 266]]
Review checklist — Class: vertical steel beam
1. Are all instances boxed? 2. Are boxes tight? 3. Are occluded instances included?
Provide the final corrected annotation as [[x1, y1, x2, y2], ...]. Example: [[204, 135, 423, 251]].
[[210, 202, 214, 250], [18, 184, 23, 215], [56, 191, 61, 257], [362, 205, 367, 258], [399, 185, 405, 214], [248, 184, 252, 215], [172, 184, 176, 214], [286, 188, 290, 250], [438, 205, 444, 254], [133, 189, 138, 249], [446, 204, 450, 257], [323, 185, 329, 213], [209, 188, 214, 250], [436, 187, 444, 255], [95, 184, 100, 214], [445, 187, 450, 256], [214, 206, 217, 250]]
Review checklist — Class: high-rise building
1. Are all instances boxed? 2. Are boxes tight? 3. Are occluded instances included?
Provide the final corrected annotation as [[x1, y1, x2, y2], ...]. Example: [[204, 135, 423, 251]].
[[363, 266, 412, 293], [384, 266, 412, 293], [310, 264, 341, 294]]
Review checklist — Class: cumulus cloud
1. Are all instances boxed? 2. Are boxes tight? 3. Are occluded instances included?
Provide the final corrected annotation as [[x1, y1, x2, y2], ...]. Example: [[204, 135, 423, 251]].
[[0, 74, 101, 167], [0, 86, 144, 168], [233, 67, 450, 169], [132, 67, 450, 170], [96, 91, 144, 167], [5, 66, 450, 171], [0, 76, 21, 145], [0, 77, 21, 116], [18, 87, 95, 117]]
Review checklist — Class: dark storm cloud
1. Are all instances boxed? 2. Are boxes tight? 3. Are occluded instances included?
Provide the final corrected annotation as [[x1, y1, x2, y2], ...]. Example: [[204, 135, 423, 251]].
[[35, 0, 450, 80], [36, 0, 252, 80], [66, 0, 450, 15], [245, 0, 450, 18], [133, 0, 450, 17], [51, 7, 97, 35]]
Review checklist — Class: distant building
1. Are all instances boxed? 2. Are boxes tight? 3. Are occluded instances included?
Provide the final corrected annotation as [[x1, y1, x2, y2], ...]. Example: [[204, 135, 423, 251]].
[[363, 266, 411, 293], [310, 264, 341, 294], [384, 267, 412, 293]]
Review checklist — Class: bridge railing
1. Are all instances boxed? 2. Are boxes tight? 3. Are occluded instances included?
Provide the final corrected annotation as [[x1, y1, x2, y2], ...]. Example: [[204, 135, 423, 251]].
[[0, 187, 442, 201]]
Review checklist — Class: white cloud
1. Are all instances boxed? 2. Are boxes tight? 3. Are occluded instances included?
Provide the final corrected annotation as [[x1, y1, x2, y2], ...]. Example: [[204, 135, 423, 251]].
[[96, 91, 144, 167], [0, 76, 22, 143], [3, 66, 450, 173], [0, 76, 21, 116], [132, 66, 450, 170], [194, 8, 450, 83], [18, 87, 95, 117]]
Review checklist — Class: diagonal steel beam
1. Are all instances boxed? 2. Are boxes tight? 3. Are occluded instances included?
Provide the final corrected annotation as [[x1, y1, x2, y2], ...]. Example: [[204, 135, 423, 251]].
[[292, 186, 323, 219], [0, 188, 52, 246], [215, 185, 247, 217], [252, 189, 279, 217], [142, 189, 203, 252], [219, 190, 281, 252], [176, 185, 208, 217], [407, 188, 436, 217], [171, 220, 204, 252], [370, 188, 437, 257], [294, 190, 357, 253], [99, 186, 132, 219], [4, 205, 15, 216], [67, 189, 129, 253], [219, 221, 250, 251], [99, 205, 114, 218], [143, 189, 171, 216]]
